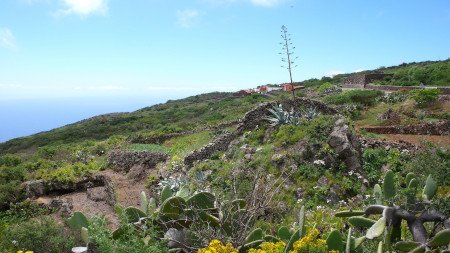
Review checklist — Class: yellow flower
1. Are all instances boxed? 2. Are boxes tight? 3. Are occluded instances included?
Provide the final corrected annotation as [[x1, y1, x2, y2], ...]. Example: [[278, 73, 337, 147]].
[[289, 228, 335, 253], [248, 241, 286, 253], [197, 239, 238, 253]]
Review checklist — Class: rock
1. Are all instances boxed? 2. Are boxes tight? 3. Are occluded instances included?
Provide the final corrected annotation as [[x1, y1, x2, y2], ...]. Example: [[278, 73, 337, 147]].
[[87, 187, 107, 202], [165, 228, 186, 249], [318, 176, 329, 187], [240, 144, 255, 154], [327, 185, 341, 204], [244, 154, 253, 160], [24, 180, 45, 198], [328, 118, 367, 185], [295, 187, 304, 199], [49, 197, 73, 216], [126, 165, 147, 181], [378, 109, 401, 124], [271, 153, 286, 164]]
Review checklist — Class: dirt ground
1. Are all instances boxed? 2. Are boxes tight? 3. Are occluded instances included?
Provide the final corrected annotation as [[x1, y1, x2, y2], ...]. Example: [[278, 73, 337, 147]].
[[381, 134, 450, 148]]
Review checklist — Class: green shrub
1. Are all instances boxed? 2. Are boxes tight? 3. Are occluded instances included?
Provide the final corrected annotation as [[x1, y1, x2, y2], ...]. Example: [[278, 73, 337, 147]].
[[317, 82, 333, 93], [409, 88, 440, 107], [0, 216, 78, 253], [88, 216, 169, 253], [40, 161, 100, 183], [0, 165, 26, 210], [325, 90, 384, 106], [274, 124, 306, 147], [0, 154, 21, 167]]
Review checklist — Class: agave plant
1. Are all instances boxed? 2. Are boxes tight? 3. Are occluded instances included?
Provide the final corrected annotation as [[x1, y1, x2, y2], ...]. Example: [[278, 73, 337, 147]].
[[266, 104, 300, 126], [302, 106, 320, 121]]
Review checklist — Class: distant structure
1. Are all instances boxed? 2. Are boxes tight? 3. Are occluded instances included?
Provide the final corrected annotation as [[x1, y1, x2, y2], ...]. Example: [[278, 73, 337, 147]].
[[281, 83, 305, 92], [233, 84, 299, 97], [342, 73, 393, 88]]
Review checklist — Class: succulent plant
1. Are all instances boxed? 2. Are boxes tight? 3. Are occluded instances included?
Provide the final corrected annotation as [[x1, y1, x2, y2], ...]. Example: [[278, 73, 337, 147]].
[[332, 171, 450, 252]]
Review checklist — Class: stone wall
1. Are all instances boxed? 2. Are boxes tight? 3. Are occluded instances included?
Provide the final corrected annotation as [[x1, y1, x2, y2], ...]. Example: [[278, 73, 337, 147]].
[[360, 138, 420, 153], [108, 150, 169, 172], [365, 84, 450, 95], [342, 74, 393, 89], [361, 121, 450, 135], [342, 75, 366, 88]]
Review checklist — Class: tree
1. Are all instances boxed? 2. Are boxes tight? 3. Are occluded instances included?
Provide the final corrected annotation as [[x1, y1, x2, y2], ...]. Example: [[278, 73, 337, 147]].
[[279, 25, 299, 99]]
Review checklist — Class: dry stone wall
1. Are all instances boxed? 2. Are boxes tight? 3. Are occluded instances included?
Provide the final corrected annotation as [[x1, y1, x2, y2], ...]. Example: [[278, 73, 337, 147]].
[[362, 121, 450, 135], [108, 150, 169, 172]]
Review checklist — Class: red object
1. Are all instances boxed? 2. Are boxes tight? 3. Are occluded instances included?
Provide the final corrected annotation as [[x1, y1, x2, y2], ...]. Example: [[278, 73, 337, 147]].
[[282, 84, 305, 92]]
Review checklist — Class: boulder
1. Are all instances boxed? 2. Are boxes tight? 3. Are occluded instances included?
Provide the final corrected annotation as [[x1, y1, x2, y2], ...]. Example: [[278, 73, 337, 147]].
[[87, 187, 107, 202], [23, 180, 45, 198], [328, 118, 368, 185]]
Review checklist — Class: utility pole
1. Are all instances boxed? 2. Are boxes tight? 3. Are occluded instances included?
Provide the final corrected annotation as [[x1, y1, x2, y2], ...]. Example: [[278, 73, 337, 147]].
[[280, 25, 298, 99]]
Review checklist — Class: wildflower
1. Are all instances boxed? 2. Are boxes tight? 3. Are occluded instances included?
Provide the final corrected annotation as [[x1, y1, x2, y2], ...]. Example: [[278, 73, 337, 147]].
[[197, 239, 238, 253]]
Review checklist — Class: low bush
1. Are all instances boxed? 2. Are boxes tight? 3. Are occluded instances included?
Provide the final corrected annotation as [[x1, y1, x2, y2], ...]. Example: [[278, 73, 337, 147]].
[[0, 216, 78, 253], [0, 165, 26, 210], [409, 88, 440, 107], [0, 154, 21, 167], [317, 82, 333, 93], [38, 161, 101, 183], [325, 90, 384, 106]]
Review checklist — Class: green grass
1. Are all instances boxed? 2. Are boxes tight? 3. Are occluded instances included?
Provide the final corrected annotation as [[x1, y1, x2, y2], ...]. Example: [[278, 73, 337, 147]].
[[163, 131, 213, 157], [127, 143, 169, 153]]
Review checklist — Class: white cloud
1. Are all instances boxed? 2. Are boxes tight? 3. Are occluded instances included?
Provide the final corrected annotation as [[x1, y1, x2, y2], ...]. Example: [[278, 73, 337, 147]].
[[326, 70, 344, 77], [55, 0, 108, 17], [0, 28, 18, 50], [176, 9, 200, 28], [250, 0, 282, 7]]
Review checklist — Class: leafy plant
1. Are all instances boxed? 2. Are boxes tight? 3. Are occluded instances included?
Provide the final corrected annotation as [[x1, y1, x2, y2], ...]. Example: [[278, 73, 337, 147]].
[[0, 216, 78, 253], [409, 88, 440, 107]]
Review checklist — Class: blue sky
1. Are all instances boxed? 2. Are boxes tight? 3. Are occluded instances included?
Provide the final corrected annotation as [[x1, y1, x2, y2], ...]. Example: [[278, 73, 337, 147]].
[[0, 0, 449, 100]]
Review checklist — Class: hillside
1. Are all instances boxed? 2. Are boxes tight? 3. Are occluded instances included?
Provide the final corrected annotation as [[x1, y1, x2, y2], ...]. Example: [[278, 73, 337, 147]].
[[0, 60, 449, 253]]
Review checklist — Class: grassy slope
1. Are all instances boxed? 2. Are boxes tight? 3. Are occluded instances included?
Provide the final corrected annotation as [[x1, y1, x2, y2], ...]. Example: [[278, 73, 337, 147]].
[[0, 92, 280, 155]]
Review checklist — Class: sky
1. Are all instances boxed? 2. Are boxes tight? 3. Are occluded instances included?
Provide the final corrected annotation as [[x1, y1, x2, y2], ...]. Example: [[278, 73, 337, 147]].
[[0, 0, 449, 100], [0, 0, 450, 142]]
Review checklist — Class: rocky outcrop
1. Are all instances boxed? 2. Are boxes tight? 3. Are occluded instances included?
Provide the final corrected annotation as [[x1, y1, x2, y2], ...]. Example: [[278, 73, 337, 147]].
[[328, 118, 368, 184], [362, 120, 450, 135], [23, 175, 116, 206], [108, 150, 169, 172]]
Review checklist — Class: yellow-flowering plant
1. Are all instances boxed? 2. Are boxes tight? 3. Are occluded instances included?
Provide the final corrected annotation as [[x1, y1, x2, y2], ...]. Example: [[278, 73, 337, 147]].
[[197, 239, 238, 253], [248, 241, 286, 253], [289, 228, 338, 253]]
